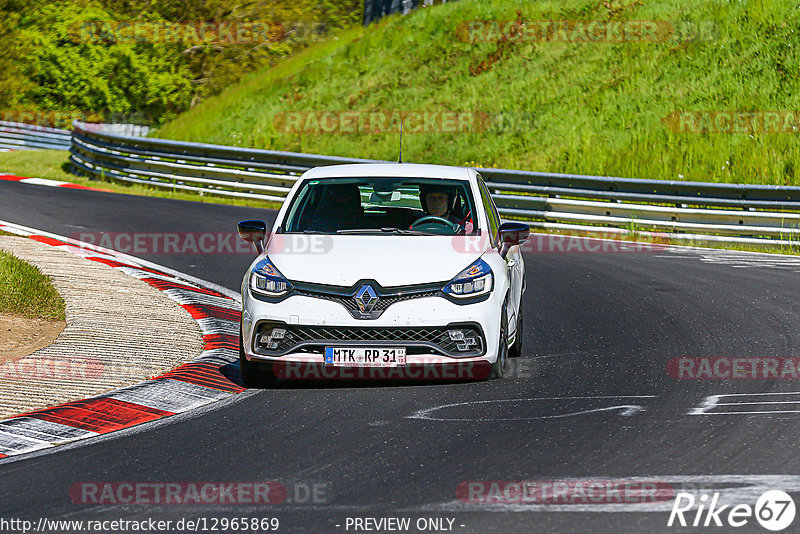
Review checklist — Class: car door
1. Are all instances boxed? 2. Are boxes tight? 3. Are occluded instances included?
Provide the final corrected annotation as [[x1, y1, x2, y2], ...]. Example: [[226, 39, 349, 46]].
[[477, 175, 523, 336]]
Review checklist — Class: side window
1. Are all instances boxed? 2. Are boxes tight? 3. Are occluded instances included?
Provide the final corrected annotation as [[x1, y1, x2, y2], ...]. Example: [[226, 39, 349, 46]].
[[477, 176, 500, 246]]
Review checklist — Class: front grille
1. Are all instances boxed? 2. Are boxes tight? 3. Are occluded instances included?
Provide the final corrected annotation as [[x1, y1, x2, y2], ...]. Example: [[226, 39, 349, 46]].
[[372, 292, 440, 311], [292, 280, 443, 319], [254, 323, 485, 358], [295, 289, 440, 314]]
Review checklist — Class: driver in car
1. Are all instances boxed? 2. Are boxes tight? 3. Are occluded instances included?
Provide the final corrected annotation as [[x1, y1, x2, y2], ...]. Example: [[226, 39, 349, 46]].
[[418, 184, 474, 233]]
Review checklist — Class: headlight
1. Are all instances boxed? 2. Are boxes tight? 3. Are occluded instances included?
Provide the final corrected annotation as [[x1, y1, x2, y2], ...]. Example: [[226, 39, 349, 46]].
[[250, 257, 293, 297], [443, 257, 493, 299]]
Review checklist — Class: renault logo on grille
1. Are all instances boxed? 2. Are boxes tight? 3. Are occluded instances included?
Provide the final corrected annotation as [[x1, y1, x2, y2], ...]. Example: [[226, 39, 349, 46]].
[[355, 284, 379, 313]]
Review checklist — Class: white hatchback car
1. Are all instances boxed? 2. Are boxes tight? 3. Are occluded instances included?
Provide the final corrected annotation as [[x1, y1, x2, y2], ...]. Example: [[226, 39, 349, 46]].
[[237, 163, 528, 385]]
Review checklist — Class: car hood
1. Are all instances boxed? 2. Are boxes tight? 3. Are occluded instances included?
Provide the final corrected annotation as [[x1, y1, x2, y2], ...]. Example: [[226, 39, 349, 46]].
[[266, 235, 485, 287]]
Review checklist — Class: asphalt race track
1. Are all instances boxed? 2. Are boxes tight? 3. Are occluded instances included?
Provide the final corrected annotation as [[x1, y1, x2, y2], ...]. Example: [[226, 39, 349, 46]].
[[2, 180, 800, 533]]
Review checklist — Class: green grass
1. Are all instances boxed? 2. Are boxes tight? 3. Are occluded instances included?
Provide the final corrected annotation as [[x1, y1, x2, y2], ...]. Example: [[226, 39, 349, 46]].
[[0, 249, 65, 320], [156, 0, 800, 186], [0, 150, 281, 209]]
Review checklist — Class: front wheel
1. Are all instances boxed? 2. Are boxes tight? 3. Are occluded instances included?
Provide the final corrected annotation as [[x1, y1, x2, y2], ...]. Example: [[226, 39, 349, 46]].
[[491, 305, 510, 379]]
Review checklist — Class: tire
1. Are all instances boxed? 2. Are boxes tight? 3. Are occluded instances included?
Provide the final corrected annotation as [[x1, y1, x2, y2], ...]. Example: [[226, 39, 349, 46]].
[[491, 305, 510, 379], [509, 307, 523, 358], [239, 326, 274, 388]]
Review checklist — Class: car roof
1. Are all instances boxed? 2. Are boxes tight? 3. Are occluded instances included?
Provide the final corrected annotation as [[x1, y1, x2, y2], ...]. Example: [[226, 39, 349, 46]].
[[301, 163, 474, 181]]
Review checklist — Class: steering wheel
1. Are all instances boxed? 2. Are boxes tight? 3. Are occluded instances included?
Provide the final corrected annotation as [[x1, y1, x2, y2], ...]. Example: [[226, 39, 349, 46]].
[[409, 215, 461, 233]]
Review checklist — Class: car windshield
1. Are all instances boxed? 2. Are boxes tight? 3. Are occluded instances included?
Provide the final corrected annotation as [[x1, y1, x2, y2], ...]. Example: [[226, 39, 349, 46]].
[[281, 177, 478, 236]]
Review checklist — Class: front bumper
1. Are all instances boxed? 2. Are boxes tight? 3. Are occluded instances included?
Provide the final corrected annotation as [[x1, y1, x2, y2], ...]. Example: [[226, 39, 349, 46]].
[[252, 321, 486, 358], [241, 288, 504, 367]]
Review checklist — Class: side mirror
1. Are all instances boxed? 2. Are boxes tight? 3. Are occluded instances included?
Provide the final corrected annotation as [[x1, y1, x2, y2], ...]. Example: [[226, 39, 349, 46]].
[[238, 220, 267, 254], [497, 222, 530, 258]]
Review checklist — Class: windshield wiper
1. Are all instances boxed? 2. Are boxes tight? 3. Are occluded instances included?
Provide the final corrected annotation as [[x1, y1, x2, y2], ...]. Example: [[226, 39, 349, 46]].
[[335, 228, 430, 235]]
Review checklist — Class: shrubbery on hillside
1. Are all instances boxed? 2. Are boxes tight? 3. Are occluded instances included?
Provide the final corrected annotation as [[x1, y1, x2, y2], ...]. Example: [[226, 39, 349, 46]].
[[0, 0, 361, 126]]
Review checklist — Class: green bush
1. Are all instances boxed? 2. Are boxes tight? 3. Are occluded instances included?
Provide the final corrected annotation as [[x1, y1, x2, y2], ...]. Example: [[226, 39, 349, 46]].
[[0, 0, 362, 126]]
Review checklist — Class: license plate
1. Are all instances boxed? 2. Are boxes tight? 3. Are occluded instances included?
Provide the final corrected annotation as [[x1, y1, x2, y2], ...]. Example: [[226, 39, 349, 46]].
[[324, 347, 407, 367]]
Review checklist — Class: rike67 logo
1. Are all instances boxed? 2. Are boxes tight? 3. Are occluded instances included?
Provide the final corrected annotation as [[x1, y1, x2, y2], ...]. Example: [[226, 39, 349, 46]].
[[668, 490, 796, 531]]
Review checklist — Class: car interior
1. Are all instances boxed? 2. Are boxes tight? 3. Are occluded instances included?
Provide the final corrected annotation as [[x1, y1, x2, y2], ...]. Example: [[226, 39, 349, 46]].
[[285, 180, 475, 235]]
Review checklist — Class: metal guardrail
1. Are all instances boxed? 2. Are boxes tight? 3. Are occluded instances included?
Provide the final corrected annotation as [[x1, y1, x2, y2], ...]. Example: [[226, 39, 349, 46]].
[[69, 121, 800, 246], [0, 121, 72, 151], [0, 121, 149, 152], [69, 121, 381, 202]]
